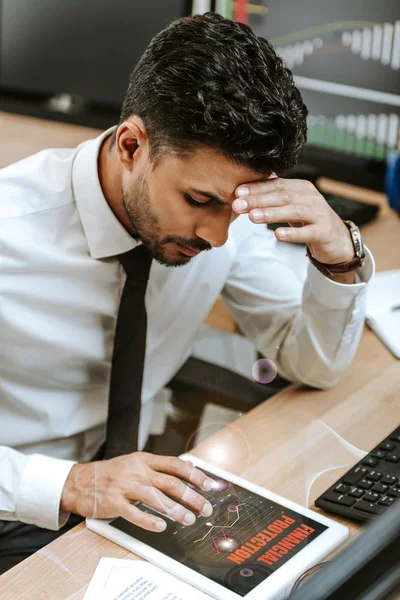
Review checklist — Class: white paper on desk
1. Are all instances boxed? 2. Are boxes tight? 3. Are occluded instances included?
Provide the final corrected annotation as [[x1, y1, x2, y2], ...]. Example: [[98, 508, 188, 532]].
[[365, 269, 400, 359], [83, 558, 211, 600]]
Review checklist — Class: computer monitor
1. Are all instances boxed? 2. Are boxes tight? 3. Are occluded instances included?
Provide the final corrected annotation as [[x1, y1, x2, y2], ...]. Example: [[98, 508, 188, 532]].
[[0, 0, 193, 106], [261, 0, 400, 190], [289, 499, 400, 600], [0, 0, 268, 127], [0, 0, 269, 106]]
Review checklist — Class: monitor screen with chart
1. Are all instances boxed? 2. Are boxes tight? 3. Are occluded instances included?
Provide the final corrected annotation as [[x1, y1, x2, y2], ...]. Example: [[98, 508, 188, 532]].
[[260, 0, 400, 189]]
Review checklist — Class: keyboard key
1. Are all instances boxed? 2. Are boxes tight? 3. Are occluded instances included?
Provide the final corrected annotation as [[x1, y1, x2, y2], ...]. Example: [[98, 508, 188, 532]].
[[387, 487, 400, 498], [371, 451, 387, 460], [332, 483, 350, 494], [342, 467, 369, 485], [348, 487, 364, 499], [363, 491, 380, 503], [385, 454, 400, 463], [372, 482, 389, 494], [362, 457, 379, 467], [366, 470, 382, 482], [390, 434, 400, 443], [379, 442, 396, 452], [354, 500, 385, 515], [378, 496, 395, 507], [358, 478, 373, 490], [323, 492, 356, 507], [382, 475, 398, 486]]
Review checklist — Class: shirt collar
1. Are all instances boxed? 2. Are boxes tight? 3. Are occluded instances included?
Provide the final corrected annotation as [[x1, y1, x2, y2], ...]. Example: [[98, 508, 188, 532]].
[[71, 126, 139, 259]]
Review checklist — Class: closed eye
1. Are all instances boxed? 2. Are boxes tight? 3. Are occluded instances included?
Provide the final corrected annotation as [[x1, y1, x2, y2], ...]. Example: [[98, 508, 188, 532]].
[[184, 193, 210, 207]]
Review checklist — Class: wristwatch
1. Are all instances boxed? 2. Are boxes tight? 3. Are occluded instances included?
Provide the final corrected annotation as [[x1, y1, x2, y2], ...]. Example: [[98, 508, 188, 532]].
[[306, 220, 365, 279]]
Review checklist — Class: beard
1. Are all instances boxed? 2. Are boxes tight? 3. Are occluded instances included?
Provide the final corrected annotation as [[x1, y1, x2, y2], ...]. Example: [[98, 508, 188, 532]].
[[122, 172, 211, 267]]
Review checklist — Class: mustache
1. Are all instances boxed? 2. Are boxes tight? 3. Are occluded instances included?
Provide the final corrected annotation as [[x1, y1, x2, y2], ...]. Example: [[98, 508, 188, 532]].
[[162, 236, 212, 252]]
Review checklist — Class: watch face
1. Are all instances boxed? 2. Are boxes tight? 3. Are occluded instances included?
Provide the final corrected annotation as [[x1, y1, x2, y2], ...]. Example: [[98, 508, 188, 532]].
[[347, 221, 363, 258], [352, 232, 362, 257]]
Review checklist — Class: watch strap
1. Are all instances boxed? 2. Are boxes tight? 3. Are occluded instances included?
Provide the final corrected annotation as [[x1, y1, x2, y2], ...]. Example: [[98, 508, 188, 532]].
[[306, 220, 365, 279], [306, 247, 365, 277]]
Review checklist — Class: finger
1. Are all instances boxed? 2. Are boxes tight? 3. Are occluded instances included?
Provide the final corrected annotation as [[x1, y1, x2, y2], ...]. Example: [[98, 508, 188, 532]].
[[148, 455, 215, 492], [232, 190, 288, 214], [236, 177, 314, 198], [119, 501, 167, 532], [249, 204, 318, 225], [139, 486, 198, 526], [152, 472, 213, 517], [274, 223, 320, 243]]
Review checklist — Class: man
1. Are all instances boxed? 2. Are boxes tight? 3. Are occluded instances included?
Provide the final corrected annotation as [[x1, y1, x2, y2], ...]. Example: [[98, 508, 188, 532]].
[[0, 13, 374, 572]]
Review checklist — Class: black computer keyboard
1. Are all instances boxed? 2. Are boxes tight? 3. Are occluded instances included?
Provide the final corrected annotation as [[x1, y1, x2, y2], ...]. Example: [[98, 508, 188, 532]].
[[315, 426, 400, 522], [268, 192, 379, 231]]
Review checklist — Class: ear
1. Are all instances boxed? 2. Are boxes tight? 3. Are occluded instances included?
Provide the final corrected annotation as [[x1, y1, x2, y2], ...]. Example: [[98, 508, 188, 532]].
[[115, 116, 149, 172]]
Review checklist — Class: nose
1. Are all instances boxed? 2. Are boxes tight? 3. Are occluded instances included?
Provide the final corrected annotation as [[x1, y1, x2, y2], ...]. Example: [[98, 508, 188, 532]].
[[195, 210, 231, 248]]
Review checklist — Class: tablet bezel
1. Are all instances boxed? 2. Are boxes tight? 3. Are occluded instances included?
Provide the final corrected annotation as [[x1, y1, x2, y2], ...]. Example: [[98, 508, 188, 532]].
[[86, 454, 349, 600]]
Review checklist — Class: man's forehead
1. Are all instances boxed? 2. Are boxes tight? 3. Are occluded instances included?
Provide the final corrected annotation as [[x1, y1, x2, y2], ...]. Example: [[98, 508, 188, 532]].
[[176, 149, 268, 202]]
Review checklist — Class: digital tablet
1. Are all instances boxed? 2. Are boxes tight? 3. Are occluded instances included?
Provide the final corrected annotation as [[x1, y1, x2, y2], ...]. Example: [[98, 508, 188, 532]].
[[86, 454, 348, 600]]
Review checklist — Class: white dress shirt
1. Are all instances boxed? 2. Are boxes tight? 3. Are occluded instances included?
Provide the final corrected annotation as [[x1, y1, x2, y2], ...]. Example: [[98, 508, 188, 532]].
[[0, 127, 375, 530]]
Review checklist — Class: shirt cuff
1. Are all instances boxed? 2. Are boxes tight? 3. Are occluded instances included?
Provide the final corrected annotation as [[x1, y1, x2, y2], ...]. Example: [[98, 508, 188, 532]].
[[16, 454, 77, 531], [306, 245, 375, 310]]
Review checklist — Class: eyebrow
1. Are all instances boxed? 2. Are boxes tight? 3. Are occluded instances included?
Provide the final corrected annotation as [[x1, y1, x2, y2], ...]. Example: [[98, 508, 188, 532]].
[[191, 189, 230, 206]]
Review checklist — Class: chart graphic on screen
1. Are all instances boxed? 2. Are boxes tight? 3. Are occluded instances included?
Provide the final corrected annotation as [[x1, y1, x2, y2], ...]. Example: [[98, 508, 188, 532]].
[[194, 499, 247, 553], [275, 22, 400, 71]]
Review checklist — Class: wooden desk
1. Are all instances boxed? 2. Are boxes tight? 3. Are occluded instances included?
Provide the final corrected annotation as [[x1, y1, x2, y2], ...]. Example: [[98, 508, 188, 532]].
[[1, 112, 400, 599]]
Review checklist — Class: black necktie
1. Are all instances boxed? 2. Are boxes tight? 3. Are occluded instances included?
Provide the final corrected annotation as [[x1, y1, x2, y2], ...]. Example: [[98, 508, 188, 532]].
[[104, 245, 153, 459]]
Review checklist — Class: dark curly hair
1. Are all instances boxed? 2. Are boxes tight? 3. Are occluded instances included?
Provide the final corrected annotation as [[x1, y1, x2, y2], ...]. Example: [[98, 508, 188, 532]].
[[110, 12, 308, 176]]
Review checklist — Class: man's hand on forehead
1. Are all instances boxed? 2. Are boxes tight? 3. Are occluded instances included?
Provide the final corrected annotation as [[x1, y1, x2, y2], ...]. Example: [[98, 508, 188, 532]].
[[232, 175, 356, 267]]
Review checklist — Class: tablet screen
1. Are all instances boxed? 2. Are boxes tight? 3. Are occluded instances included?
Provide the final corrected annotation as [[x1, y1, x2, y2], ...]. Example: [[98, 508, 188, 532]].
[[110, 470, 327, 597]]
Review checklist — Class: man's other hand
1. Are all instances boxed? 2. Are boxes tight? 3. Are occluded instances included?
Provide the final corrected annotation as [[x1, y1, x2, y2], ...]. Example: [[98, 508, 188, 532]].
[[60, 453, 214, 532]]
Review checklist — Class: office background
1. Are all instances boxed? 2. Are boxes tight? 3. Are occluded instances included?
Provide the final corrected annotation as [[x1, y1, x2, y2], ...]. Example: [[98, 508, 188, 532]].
[[0, 1, 399, 598], [0, 0, 399, 456], [0, 0, 399, 187]]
